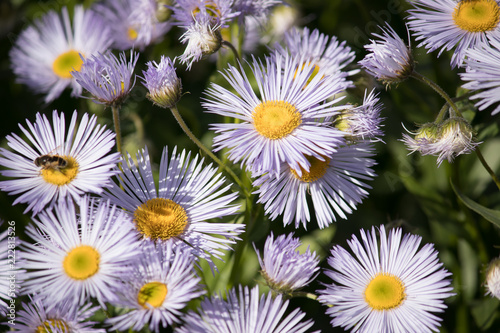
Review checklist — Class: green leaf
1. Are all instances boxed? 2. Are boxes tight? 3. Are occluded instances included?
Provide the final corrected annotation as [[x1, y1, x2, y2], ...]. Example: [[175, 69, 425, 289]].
[[470, 297, 500, 330], [451, 181, 500, 228]]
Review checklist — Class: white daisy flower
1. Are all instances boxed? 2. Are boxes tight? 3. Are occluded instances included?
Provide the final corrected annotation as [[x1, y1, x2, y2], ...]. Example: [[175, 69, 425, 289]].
[[102, 146, 244, 268], [107, 242, 204, 332], [176, 285, 316, 333], [15, 295, 104, 333], [253, 142, 376, 229], [318, 225, 455, 333], [407, 0, 500, 68], [0, 110, 120, 214], [9, 6, 111, 103], [21, 196, 141, 306], [95, 0, 171, 51], [254, 232, 320, 293], [485, 257, 500, 299], [203, 53, 347, 177], [461, 38, 500, 115]]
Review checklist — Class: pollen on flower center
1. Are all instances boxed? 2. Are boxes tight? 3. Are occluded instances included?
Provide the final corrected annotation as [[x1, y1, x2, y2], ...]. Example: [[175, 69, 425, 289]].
[[36, 319, 69, 333], [63, 245, 100, 280], [453, 0, 500, 32], [133, 198, 189, 240], [137, 281, 168, 308], [40, 156, 79, 186], [290, 155, 330, 182], [52, 50, 84, 79], [127, 26, 138, 41], [252, 101, 302, 140], [364, 273, 406, 310]]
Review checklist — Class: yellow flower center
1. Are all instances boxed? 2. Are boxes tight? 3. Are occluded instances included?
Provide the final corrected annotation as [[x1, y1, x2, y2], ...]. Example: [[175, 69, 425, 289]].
[[290, 155, 330, 182], [40, 156, 79, 186], [63, 245, 100, 280], [137, 282, 168, 308], [252, 101, 302, 140], [453, 0, 500, 32], [36, 319, 69, 333], [364, 273, 406, 311], [294, 63, 321, 86], [133, 198, 188, 240], [193, 2, 220, 18], [52, 50, 84, 79], [127, 26, 139, 41]]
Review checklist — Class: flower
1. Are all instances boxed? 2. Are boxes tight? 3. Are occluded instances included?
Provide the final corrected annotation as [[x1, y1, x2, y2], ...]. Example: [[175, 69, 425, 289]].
[[72, 50, 139, 106], [95, 0, 171, 51], [9, 6, 111, 103], [485, 257, 500, 299], [406, 0, 500, 68], [233, 0, 284, 24], [274, 26, 357, 86], [21, 196, 141, 306], [179, 16, 223, 70], [253, 142, 376, 229], [402, 118, 480, 166], [335, 89, 385, 142], [317, 225, 454, 333], [0, 110, 120, 214], [15, 295, 104, 333], [254, 232, 320, 293], [203, 53, 347, 177], [142, 56, 182, 108], [102, 146, 244, 268], [171, 0, 239, 28], [106, 242, 204, 332], [460, 38, 500, 115], [359, 24, 414, 86], [175, 285, 316, 333]]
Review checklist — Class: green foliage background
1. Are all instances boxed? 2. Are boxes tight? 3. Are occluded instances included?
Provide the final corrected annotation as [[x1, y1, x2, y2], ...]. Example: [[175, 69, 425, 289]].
[[1, 0, 500, 332]]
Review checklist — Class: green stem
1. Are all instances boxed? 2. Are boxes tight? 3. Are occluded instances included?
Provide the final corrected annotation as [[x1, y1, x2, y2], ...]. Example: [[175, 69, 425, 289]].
[[291, 291, 319, 301], [169, 105, 249, 196], [111, 105, 123, 154], [411, 71, 462, 117], [475, 147, 500, 191], [222, 40, 241, 62]]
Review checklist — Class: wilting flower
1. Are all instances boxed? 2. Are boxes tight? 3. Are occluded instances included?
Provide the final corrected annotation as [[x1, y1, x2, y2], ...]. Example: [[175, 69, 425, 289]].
[[95, 0, 171, 51], [142, 56, 182, 108], [203, 53, 347, 177], [21, 196, 141, 306], [9, 6, 111, 103], [407, 0, 500, 68], [103, 146, 244, 268], [107, 242, 204, 332], [461, 38, 500, 115], [254, 232, 319, 293], [72, 50, 139, 106], [359, 24, 414, 86], [15, 295, 104, 333], [318, 225, 454, 333], [0, 111, 119, 214], [176, 285, 315, 333], [253, 142, 376, 229]]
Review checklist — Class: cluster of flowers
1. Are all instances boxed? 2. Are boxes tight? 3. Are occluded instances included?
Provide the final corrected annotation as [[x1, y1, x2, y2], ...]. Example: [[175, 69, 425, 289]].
[[10, 0, 500, 331]]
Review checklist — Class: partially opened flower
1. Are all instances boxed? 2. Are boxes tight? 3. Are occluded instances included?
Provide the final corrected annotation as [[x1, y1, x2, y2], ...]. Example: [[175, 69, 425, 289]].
[[95, 0, 171, 51], [253, 142, 376, 229], [102, 146, 244, 268], [254, 232, 320, 294], [107, 242, 204, 332], [485, 257, 500, 299], [21, 196, 141, 306], [460, 38, 500, 115], [203, 53, 347, 177], [15, 295, 104, 333], [9, 6, 111, 103], [318, 225, 454, 333], [176, 285, 316, 333], [142, 56, 182, 108], [407, 0, 500, 68], [0, 111, 119, 214], [72, 50, 139, 106], [359, 24, 414, 86]]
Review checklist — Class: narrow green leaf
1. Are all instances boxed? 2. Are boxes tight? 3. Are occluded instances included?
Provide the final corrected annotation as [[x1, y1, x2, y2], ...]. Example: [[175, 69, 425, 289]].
[[451, 181, 500, 228]]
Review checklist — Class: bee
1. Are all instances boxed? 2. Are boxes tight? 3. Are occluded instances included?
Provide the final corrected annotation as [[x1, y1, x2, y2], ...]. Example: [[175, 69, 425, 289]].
[[34, 154, 68, 171]]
